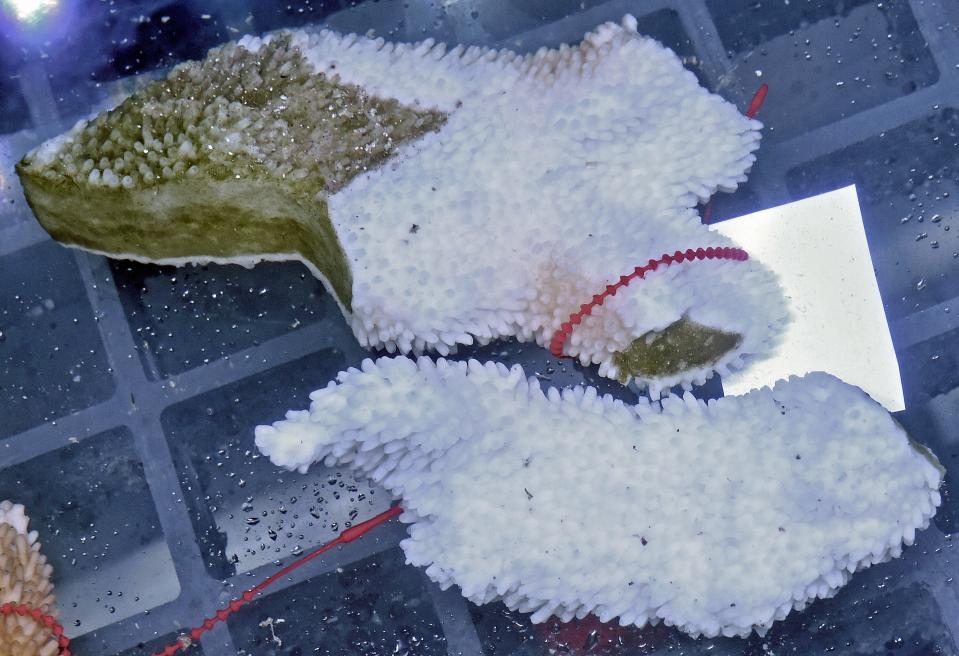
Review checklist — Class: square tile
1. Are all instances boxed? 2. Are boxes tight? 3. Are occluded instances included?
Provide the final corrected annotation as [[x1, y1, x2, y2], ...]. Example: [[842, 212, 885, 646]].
[[161, 347, 382, 579], [112, 259, 336, 378], [0, 240, 115, 439], [228, 547, 447, 656], [709, 0, 939, 141], [0, 427, 180, 636], [786, 109, 959, 322]]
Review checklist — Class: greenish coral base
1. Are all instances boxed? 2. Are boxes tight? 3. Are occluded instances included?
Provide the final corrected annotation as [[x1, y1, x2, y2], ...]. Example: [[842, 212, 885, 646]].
[[13, 33, 451, 314], [17, 166, 353, 309], [908, 437, 946, 478], [613, 317, 743, 383]]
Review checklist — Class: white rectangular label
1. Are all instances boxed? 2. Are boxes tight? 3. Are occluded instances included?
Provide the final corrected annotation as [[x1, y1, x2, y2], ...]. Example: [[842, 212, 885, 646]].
[[715, 185, 905, 411]]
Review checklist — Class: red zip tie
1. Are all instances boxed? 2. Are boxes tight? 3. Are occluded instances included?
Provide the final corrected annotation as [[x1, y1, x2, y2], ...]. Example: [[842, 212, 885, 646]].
[[153, 505, 403, 656], [702, 82, 769, 225], [0, 602, 71, 656], [746, 83, 769, 119], [549, 247, 748, 358], [702, 202, 714, 224]]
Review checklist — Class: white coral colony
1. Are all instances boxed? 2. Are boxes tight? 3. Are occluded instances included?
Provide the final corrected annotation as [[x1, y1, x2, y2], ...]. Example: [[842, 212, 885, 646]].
[[256, 357, 944, 638], [17, 16, 786, 394]]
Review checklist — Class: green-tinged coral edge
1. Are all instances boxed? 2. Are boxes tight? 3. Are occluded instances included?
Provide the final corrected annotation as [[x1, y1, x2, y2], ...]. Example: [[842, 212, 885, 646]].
[[16, 33, 449, 313], [16, 166, 355, 308], [613, 317, 742, 383], [908, 437, 946, 480]]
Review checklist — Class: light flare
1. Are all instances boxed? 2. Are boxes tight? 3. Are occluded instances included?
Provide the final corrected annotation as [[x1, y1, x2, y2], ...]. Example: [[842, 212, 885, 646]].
[[3, 0, 58, 23]]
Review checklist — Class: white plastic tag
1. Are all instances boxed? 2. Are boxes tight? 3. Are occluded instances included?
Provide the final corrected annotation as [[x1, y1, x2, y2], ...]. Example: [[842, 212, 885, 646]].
[[715, 185, 905, 411]]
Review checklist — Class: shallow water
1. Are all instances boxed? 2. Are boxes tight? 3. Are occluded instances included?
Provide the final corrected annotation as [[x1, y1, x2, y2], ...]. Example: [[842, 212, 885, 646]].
[[1, 1, 958, 654]]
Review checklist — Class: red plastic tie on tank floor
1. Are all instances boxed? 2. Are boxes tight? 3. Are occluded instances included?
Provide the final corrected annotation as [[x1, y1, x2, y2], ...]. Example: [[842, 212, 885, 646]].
[[0, 602, 72, 656], [746, 83, 769, 120], [150, 505, 403, 655], [549, 247, 749, 359]]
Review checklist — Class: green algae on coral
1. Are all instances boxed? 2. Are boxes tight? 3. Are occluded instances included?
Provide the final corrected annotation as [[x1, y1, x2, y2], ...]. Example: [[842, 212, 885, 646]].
[[613, 317, 742, 383], [17, 34, 447, 310], [908, 438, 946, 479]]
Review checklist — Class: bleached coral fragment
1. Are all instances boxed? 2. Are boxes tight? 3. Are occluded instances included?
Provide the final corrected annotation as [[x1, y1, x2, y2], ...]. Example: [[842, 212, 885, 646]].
[[18, 16, 782, 391], [256, 357, 943, 638]]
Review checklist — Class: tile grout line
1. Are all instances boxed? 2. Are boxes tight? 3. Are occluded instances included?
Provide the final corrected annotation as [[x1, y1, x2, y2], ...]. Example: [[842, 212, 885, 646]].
[[69, 598, 201, 654], [0, 395, 125, 469], [741, 83, 950, 211], [928, 579, 959, 646], [152, 312, 363, 411], [137, 414, 226, 589], [0, 220, 48, 258], [199, 623, 239, 656], [73, 252, 222, 607], [71, 249, 245, 656], [766, 83, 948, 170], [673, 0, 733, 84], [908, 0, 959, 85], [16, 60, 63, 134], [421, 572, 486, 656], [72, 252, 153, 387], [0, 316, 358, 466], [192, 523, 404, 656], [892, 296, 959, 349]]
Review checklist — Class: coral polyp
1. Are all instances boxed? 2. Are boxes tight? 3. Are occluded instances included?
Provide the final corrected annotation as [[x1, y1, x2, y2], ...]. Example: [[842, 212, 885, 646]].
[[18, 16, 784, 393]]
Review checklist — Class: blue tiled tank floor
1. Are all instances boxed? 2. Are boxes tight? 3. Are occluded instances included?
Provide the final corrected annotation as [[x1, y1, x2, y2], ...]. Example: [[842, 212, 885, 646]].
[[1, 1, 958, 655]]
